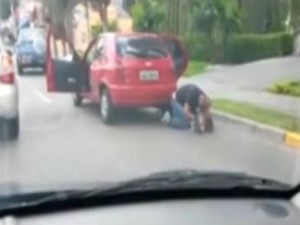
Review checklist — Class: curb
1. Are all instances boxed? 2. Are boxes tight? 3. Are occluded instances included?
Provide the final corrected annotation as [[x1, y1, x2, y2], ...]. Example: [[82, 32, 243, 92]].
[[285, 132, 300, 149], [211, 109, 296, 146]]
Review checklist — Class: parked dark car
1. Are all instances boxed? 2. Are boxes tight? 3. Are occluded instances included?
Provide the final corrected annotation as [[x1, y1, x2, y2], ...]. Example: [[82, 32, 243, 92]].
[[15, 28, 46, 74]]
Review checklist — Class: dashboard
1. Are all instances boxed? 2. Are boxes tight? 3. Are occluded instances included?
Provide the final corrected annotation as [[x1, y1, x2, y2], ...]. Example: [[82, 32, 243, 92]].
[[1, 199, 300, 225]]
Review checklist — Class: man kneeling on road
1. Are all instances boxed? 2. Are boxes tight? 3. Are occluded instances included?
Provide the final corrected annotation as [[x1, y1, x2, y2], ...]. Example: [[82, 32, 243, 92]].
[[162, 84, 214, 133]]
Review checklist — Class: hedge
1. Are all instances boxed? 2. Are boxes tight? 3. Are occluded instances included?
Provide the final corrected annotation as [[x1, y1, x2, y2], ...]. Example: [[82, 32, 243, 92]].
[[279, 32, 294, 56], [180, 32, 293, 64], [224, 32, 293, 63]]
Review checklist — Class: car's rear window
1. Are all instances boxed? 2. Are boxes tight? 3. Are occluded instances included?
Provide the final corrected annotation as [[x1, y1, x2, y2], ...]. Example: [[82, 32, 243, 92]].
[[116, 36, 168, 59]]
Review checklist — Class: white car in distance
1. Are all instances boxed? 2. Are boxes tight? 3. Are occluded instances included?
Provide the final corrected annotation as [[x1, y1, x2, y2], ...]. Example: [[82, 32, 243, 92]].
[[0, 49, 19, 140]]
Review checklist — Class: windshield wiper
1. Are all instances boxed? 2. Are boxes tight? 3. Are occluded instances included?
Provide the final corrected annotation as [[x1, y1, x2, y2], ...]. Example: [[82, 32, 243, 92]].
[[17, 170, 291, 203], [0, 170, 291, 214], [79, 170, 290, 198]]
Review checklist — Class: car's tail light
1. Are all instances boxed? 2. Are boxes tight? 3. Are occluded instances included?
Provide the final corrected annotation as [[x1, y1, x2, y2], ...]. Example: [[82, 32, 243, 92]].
[[0, 54, 15, 84], [0, 72, 15, 84]]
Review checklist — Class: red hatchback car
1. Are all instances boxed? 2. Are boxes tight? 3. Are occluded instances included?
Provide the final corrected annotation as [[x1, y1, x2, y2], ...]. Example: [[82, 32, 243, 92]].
[[46, 32, 188, 123]]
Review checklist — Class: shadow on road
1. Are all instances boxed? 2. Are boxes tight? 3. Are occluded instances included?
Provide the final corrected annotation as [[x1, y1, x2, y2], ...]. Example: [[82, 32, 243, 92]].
[[80, 103, 163, 126]]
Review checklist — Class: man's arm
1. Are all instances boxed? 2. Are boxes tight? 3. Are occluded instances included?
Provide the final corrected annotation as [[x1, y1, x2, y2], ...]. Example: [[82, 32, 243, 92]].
[[183, 102, 194, 120]]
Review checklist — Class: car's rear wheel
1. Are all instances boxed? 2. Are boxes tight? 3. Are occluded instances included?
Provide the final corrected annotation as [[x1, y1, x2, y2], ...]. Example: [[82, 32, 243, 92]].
[[100, 88, 115, 124], [72, 93, 83, 107], [0, 116, 19, 140]]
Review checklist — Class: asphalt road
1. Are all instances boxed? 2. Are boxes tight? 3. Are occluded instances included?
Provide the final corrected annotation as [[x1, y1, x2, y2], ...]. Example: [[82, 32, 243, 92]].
[[0, 70, 300, 191]]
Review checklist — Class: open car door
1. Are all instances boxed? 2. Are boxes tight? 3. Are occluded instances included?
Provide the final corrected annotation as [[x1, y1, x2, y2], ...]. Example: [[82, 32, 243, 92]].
[[45, 28, 90, 92], [162, 35, 189, 78]]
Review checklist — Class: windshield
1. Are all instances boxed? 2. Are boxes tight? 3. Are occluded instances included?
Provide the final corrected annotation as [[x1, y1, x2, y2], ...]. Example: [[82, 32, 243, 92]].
[[1, 0, 300, 200], [18, 28, 45, 42]]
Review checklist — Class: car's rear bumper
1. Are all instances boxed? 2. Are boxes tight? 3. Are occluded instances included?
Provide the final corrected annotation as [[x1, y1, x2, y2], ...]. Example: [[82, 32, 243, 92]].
[[0, 85, 18, 119], [110, 83, 176, 107], [17, 61, 45, 68]]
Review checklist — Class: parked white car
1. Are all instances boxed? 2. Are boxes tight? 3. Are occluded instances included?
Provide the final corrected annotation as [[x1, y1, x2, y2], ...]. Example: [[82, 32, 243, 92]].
[[0, 49, 19, 140]]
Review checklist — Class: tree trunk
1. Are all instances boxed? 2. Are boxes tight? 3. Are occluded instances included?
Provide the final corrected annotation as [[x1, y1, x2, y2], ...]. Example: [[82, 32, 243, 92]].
[[64, 2, 75, 46], [266, 0, 280, 32], [53, 38, 58, 57], [51, 11, 59, 57], [240, 0, 268, 33], [98, 0, 110, 31], [9, 1, 17, 36], [98, 3, 107, 30], [84, 0, 91, 41], [291, 0, 300, 33], [62, 40, 67, 55], [206, 32, 215, 63]]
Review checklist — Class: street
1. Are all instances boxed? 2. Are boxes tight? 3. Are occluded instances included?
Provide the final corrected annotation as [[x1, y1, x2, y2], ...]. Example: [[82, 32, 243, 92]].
[[0, 71, 300, 189]]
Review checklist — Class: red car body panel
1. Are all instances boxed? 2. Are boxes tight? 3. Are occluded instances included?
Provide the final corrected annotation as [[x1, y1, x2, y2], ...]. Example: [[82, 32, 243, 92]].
[[45, 27, 54, 92], [108, 83, 176, 106]]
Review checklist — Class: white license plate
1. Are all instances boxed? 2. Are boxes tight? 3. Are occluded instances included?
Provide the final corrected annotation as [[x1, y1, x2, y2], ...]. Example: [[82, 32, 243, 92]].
[[139, 70, 159, 81]]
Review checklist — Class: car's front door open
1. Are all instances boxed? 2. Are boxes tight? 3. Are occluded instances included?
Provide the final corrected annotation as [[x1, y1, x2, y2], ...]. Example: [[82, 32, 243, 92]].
[[45, 29, 89, 92], [162, 36, 189, 78]]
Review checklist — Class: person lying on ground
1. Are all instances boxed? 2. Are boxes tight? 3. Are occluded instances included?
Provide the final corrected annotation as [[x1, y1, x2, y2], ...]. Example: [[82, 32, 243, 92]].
[[161, 84, 214, 133]]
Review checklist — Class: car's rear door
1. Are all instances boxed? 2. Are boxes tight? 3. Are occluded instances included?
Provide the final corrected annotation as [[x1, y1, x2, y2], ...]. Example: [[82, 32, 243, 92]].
[[116, 36, 174, 84], [45, 29, 91, 93], [161, 35, 188, 78]]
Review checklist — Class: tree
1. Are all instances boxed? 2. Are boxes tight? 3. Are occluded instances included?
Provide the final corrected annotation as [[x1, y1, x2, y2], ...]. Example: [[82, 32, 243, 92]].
[[239, 0, 284, 33], [41, 0, 111, 42], [123, 0, 135, 13], [89, 0, 110, 31], [189, 0, 240, 61], [130, 0, 165, 32], [289, 0, 300, 33]]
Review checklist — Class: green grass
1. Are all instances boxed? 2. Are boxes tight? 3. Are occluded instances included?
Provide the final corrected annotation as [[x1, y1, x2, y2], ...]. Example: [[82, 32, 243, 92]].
[[212, 98, 300, 131], [268, 80, 300, 97], [184, 61, 209, 77]]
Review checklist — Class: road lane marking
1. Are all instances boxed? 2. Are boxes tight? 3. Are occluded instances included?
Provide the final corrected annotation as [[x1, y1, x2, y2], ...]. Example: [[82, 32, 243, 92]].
[[33, 90, 51, 104]]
